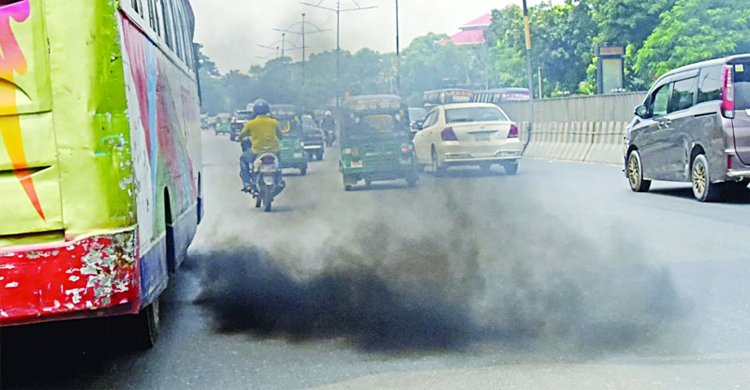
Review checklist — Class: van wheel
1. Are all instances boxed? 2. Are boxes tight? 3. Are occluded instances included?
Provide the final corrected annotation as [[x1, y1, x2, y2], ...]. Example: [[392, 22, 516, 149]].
[[691, 154, 721, 202], [627, 150, 651, 192]]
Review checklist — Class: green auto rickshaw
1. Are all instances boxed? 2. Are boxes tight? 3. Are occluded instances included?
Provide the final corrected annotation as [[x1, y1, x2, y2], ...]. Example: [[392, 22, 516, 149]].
[[339, 95, 419, 191], [272, 104, 308, 176]]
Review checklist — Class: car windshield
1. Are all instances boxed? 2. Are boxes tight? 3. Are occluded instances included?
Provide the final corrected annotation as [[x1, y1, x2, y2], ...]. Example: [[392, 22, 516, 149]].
[[446, 107, 508, 123], [734, 62, 750, 110]]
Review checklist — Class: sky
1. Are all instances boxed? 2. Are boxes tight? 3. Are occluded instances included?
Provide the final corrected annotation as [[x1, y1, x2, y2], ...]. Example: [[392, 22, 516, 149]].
[[191, 0, 556, 73]]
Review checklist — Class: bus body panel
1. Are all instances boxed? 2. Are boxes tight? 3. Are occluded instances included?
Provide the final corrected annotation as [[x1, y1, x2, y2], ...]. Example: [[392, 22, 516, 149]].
[[0, 0, 201, 326], [0, 0, 63, 238]]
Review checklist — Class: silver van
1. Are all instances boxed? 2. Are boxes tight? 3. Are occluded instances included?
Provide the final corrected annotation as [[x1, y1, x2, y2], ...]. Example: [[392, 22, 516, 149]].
[[625, 54, 750, 202]]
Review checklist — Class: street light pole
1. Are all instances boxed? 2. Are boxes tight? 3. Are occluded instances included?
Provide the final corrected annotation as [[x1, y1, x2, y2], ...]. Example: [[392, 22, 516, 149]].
[[302, 13, 306, 84], [281, 33, 286, 58], [395, 0, 400, 95], [522, 0, 534, 101], [302, 0, 376, 109]]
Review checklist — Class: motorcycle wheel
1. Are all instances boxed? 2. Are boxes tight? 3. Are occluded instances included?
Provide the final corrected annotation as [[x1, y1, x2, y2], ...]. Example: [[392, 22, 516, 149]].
[[263, 188, 273, 212]]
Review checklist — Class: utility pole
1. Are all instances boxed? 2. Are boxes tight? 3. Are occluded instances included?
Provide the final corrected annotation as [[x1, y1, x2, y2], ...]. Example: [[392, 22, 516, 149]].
[[302, 0, 376, 108], [395, 0, 400, 95], [281, 33, 286, 58], [275, 14, 326, 85], [522, 0, 534, 101]]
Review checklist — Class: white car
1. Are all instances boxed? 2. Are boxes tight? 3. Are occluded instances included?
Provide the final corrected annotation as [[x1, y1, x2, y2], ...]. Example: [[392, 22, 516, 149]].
[[412, 103, 523, 175]]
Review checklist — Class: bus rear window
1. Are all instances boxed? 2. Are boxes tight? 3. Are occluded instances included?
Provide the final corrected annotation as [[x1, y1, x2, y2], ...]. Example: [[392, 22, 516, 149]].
[[734, 62, 750, 110]]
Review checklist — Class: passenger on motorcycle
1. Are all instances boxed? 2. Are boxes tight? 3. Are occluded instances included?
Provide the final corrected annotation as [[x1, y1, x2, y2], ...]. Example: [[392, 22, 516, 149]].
[[238, 99, 282, 192]]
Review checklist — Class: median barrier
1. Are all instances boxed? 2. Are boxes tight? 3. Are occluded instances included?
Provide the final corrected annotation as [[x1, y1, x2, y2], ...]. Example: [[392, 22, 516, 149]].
[[583, 121, 627, 165]]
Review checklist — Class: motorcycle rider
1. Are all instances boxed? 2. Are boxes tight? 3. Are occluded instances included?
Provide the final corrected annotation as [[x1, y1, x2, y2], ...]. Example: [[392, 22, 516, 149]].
[[238, 99, 282, 192], [321, 110, 336, 146]]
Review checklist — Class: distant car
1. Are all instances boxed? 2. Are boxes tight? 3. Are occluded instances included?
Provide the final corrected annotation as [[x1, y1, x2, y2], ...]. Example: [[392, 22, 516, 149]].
[[625, 54, 750, 202], [412, 103, 522, 175], [229, 110, 254, 141], [408, 107, 427, 138], [301, 114, 325, 160]]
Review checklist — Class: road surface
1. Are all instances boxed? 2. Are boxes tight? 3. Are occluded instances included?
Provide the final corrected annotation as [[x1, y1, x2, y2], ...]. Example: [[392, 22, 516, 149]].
[[2, 132, 750, 389]]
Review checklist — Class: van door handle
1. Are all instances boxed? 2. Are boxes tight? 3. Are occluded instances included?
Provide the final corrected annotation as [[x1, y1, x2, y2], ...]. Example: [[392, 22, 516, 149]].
[[658, 119, 672, 129]]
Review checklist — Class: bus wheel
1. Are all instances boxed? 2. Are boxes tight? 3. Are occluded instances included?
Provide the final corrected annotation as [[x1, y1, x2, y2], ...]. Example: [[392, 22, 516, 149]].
[[134, 300, 160, 349], [109, 299, 160, 350]]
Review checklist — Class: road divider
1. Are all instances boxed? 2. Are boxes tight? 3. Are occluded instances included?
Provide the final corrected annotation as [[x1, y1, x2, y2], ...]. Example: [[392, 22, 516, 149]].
[[501, 92, 646, 166]]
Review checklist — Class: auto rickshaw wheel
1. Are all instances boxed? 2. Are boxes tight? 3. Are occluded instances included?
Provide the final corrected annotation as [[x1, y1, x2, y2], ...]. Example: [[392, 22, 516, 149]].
[[301, 165, 308, 176]]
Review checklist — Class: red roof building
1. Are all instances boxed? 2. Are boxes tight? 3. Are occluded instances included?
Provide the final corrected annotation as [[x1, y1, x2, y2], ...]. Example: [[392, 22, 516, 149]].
[[440, 13, 492, 46]]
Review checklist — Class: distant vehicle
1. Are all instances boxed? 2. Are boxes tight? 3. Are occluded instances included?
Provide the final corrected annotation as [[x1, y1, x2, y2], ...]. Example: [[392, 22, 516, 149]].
[[472, 88, 531, 104], [412, 102, 523, 176], [340, 95, 419, 190], [625, 54, 750, 202], [423, 88, 474, 107], [272, 105, 308, 176], [0, 0, 202, 348], [230, 110, 254, 140], [301, 114, 326, 161]]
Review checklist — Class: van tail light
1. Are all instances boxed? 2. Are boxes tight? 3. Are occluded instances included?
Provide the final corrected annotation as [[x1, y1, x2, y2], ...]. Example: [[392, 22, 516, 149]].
[[728, 155, 734, 170], [722, 64, 735, 119], [508, 124, 520, 139], [441, 127, 458, 141]]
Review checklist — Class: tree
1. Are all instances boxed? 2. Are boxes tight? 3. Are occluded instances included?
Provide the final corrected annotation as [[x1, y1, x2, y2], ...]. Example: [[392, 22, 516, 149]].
[[488, 1, 597, 97], [587, 0, 677, 89], [196, 44, 229, 114], [634, 0, 750, 81]]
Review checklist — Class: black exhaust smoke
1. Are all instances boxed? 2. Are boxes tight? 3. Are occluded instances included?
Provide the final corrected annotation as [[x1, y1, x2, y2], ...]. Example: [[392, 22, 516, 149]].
[[194, 186, 686, 353]]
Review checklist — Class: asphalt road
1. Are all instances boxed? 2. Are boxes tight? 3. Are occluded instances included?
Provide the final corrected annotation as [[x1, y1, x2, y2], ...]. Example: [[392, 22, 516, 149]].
[[2, 132, 750, 389]]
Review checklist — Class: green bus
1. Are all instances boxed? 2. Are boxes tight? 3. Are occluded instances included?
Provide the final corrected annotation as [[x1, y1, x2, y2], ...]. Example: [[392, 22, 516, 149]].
[[0, 0, 202, 347]]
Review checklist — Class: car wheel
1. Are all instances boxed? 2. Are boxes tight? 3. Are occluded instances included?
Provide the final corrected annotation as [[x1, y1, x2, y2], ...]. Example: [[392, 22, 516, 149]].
[[479, 162, 492, 174], [504, 161, 519, 175], [691, 154, 721, 202], [431, 148, 445, 177], [627, 150, 651, 192]]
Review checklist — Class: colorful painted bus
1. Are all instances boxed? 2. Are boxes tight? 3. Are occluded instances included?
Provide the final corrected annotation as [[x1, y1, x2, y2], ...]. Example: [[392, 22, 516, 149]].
[[422, 88, 474, 107], [0, 0, 202, 347], [472, 88, 531, 104]]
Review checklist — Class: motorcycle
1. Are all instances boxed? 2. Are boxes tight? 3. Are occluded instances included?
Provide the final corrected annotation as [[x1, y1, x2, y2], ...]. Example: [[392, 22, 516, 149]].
[[251, 152, 286, 212], [324, 129, 336, 147]]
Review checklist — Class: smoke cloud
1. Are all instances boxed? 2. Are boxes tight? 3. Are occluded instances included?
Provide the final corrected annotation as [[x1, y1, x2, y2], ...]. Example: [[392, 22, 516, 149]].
[[194, 181, 685, 353]]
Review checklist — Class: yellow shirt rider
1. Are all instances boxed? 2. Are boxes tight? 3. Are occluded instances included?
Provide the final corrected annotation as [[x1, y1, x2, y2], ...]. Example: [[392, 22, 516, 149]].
[[238, 99, 281, 191]]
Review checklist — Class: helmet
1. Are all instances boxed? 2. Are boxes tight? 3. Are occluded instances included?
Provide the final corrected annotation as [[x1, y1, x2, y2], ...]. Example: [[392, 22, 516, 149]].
[[253, 99, 270, 116], [325, 110, 332, 116]]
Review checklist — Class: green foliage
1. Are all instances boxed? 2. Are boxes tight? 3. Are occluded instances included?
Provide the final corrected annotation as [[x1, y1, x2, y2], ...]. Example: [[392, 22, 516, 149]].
[[634, 0, 750, 81], [196, 0, 749, 112], [489, 1, 597, 97]]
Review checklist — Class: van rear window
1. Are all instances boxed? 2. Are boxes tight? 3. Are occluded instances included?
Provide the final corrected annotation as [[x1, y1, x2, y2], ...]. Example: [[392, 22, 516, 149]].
[[734, 62, 750, 110]]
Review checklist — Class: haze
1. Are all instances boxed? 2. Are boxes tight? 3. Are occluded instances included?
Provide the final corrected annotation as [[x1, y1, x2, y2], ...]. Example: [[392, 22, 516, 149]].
[[192, 0, 557, 72]]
